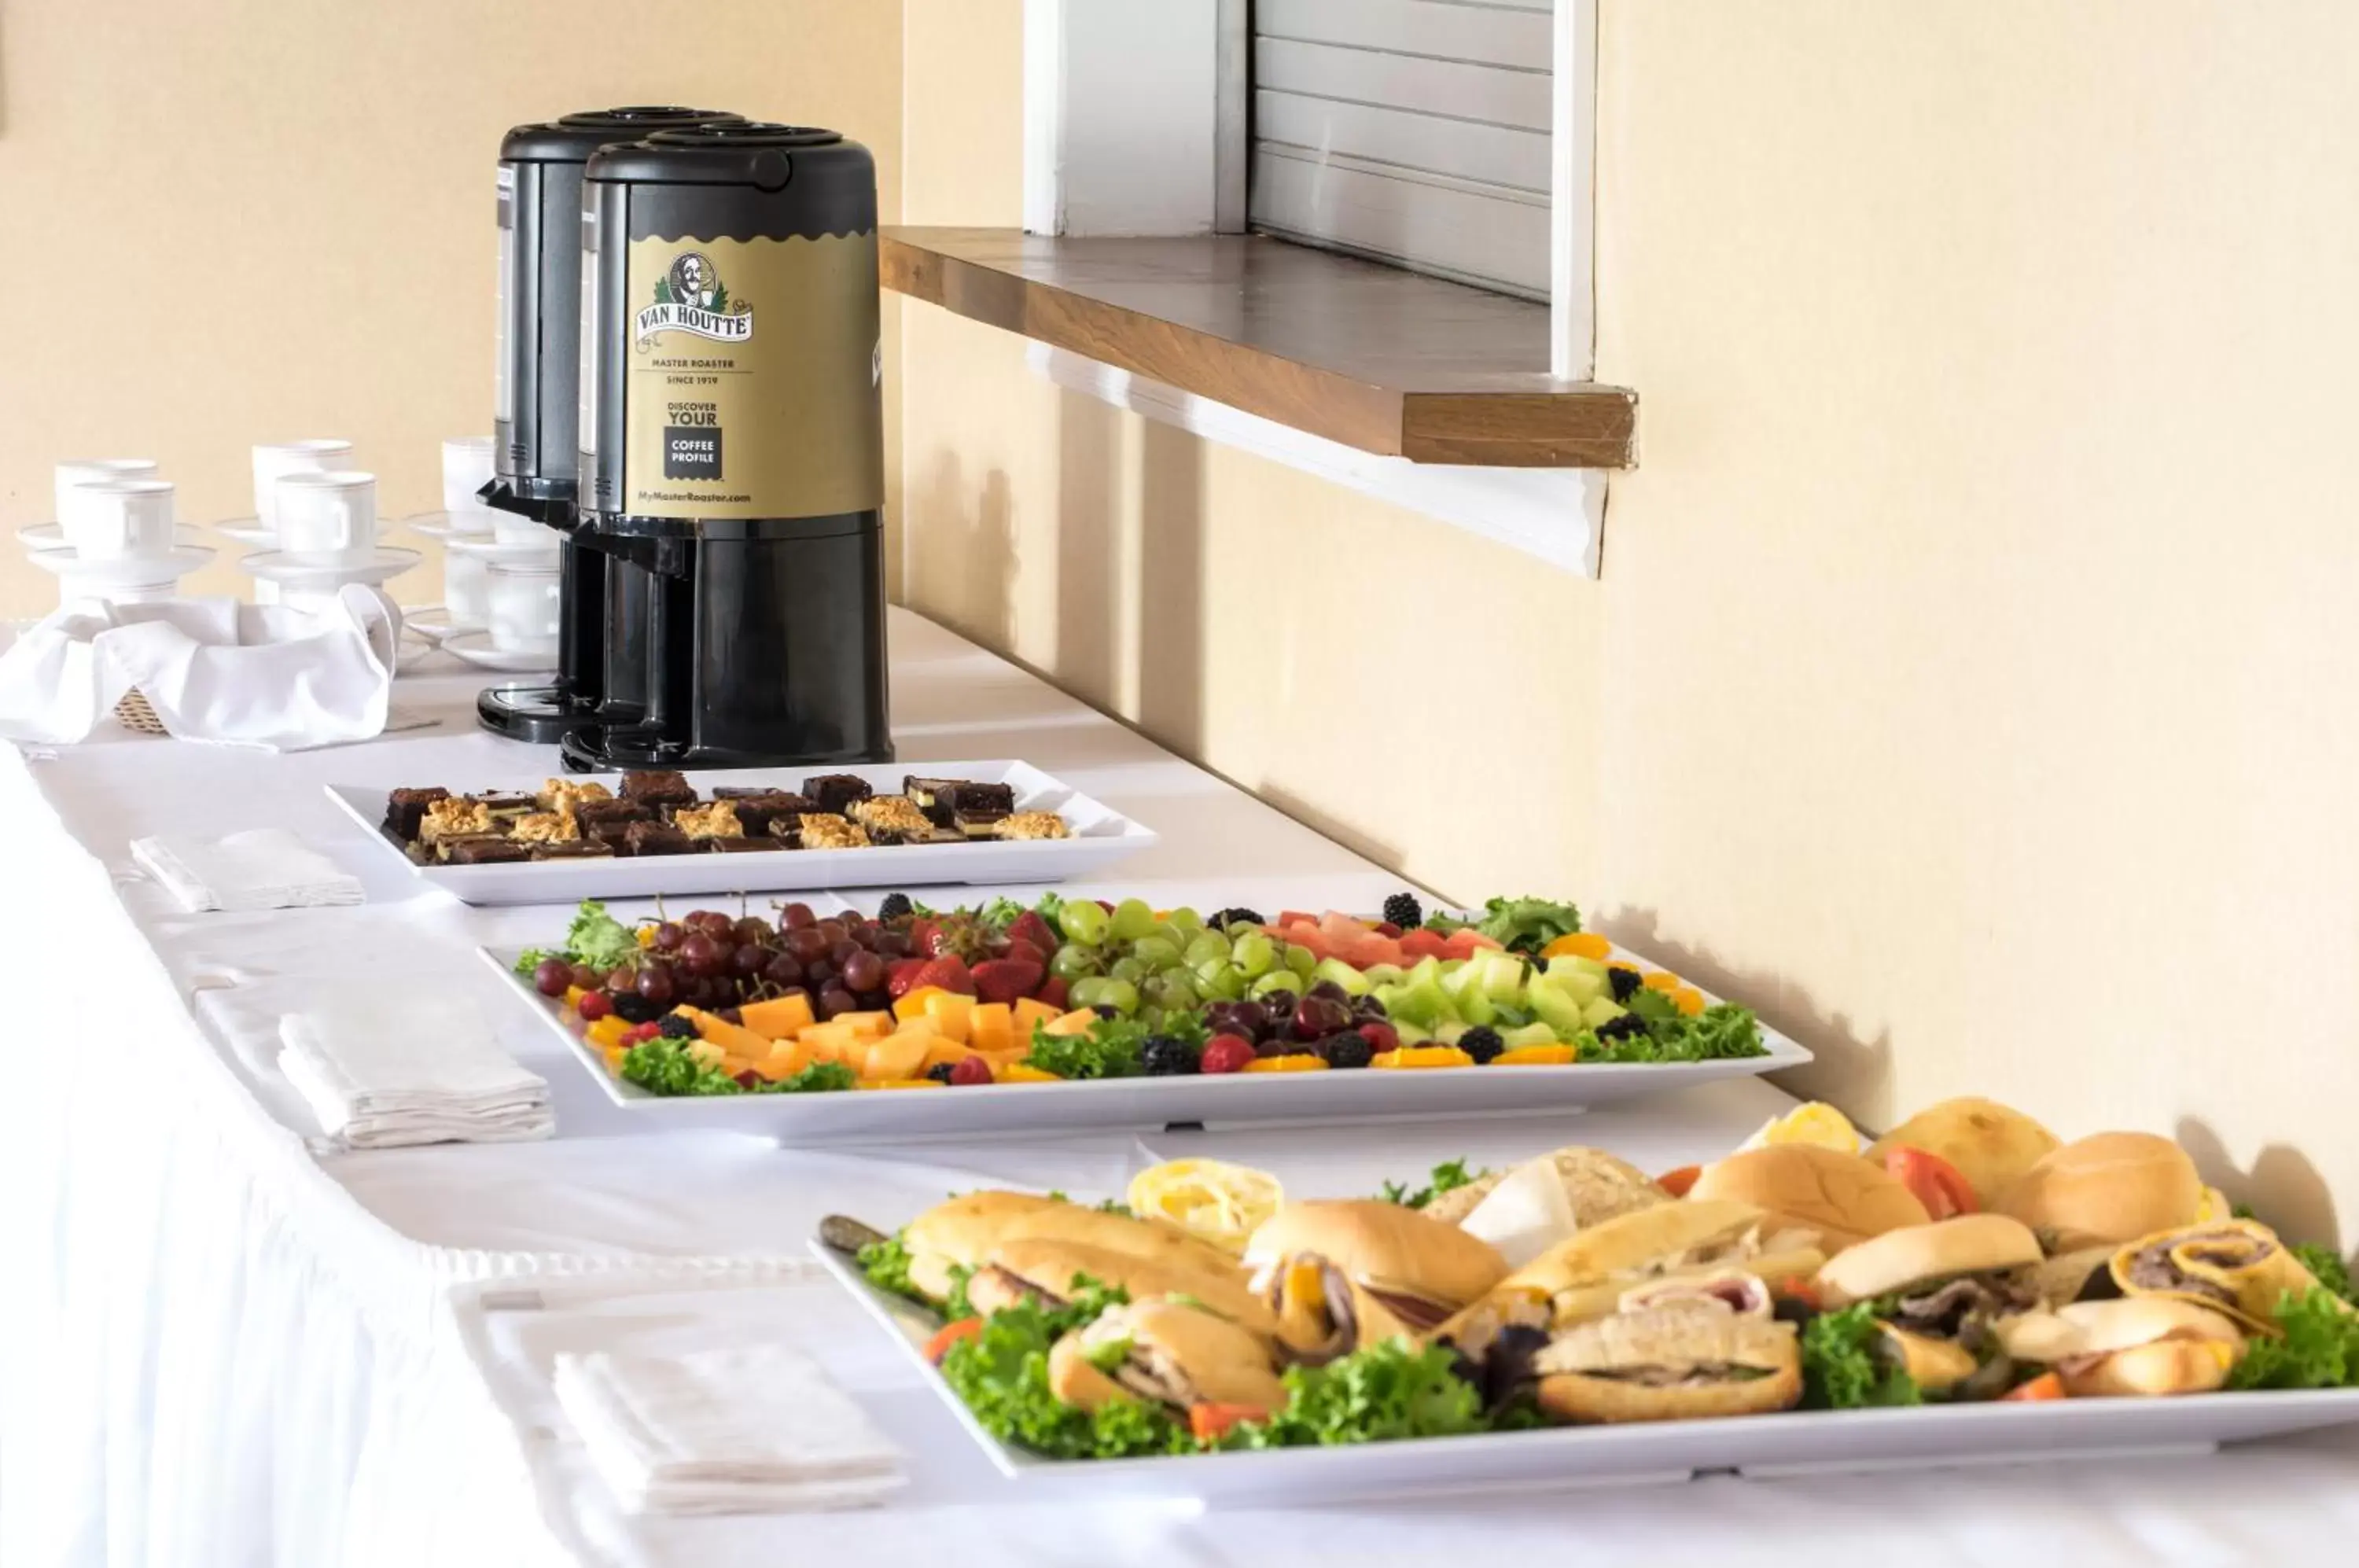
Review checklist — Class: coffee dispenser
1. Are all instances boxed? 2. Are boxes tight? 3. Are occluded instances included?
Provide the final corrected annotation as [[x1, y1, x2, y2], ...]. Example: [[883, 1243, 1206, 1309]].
[[477, 106, 742, 743], [559, 121, 891, 771]]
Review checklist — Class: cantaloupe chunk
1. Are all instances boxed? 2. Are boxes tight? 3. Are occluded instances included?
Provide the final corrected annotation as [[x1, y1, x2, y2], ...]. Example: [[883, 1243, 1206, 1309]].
[[922, 992, 974, 1043], [862, 1032, 932, 1083], [890, 1014, 940, 1038], [921, 1038, 979, 1072], [797, 1021, 863, 1063], [697, 1015, 776, 1060], [969, 1002, 1014, 1055], [739, 993, 816, 1040], [893, 986, 947, 1022], [836, 1010, 894, 1038], [602, 1044, 630, 1074], [1013, 997, 1060, 1032], [1040, 1008, 1098, 1038], [753, 1038, 815, 1080]]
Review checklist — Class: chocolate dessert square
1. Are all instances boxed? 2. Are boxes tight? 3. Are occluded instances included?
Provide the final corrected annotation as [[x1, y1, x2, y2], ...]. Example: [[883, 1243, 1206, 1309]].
[[797, 812, 871, 850], [621, 820, 695, 857], [576, 797, 654, 834], [619, 769, 698, 808], [528, 841, 614, 860], [672, 801, 745, 841], [951, 808, 1010, 839], [719, 791, 813, 836], [383, 786, 450, 841], [440, 835, 532, 865], [938, 780, 1016, 818], [902, 775, 972, 824], [704, 837, 779, 853], [849, 796, 933, 845], [474, 792, 539, 816], [800, 773, 874, 815]]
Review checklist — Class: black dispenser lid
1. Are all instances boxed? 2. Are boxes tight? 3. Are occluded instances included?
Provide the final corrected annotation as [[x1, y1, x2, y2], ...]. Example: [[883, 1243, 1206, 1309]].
[[587, 122, 850, 191], [500, 107, 745, 165]]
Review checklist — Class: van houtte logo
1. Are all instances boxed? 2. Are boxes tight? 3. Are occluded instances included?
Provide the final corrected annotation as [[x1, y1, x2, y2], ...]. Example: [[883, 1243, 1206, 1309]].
[[635, 252, 753, 349]]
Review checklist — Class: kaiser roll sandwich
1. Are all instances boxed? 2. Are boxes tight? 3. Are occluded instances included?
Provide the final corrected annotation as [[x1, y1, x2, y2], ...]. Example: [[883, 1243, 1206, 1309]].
[[1810, 1214, 2047, 1399], [963, 1237, 1278, 1341], [2107, 1219, 2354, 1336], [1993, 1132, 2203, 1253], [900, 1191, 1238, 1304], [1528, 1300, 1802, 1423], [1865, 1097, 2059, 1205], [1686, 1144, 1931, 1252], [1047, 1298, 1286, 1415], [1242, 1200, 1509, 1364], [1420, 1145, 1669, 1229], [1996, 1297, 2245, 1397]]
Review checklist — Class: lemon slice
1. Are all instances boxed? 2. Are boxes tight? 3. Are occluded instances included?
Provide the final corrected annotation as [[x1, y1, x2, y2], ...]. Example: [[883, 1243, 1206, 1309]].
[[1737, 1101, 1861, 1157], [1127, 1158, 1284, 1253]]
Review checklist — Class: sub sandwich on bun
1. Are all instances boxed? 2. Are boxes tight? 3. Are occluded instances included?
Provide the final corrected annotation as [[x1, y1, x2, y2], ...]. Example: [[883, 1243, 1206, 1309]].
[[1242, 1200, 1509, 1364], [899, 1191, 1238, 1304], [1686, 1143, 1930, 1252], [1994, 1132, 2203, 1252], [962, 1236, 1277, 1340], [1811, 1214, 2046, 1398], [2107, 1219, 2354, 1336], [1420, 1145, 1669, 1229], [1866, 1097, 2059, 1207], [1047, 1298, 1286, 1416], [1526, 1298, 1803, 1423], [1996, 1297, 2246, 1397]]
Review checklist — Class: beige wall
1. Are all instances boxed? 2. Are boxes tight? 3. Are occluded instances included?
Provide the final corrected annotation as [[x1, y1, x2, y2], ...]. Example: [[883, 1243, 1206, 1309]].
[[897, 0, 2359, 1238], [0, 0, 901, 617]]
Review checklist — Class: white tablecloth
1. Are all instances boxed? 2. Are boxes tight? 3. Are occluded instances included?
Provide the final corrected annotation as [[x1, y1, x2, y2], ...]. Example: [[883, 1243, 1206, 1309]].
[[2, 607, 2353, 1568]]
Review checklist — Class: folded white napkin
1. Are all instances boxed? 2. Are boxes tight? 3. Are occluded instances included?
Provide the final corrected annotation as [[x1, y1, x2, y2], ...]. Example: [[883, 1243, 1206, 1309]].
[[0, 587, 399, 750], [552, 1346, 904, 1516], [276, 997, 552, 1150], [131, 829, 365, 913]]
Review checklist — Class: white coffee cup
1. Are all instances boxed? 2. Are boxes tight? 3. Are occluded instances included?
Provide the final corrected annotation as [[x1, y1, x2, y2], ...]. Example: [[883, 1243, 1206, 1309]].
[[447, 499, 500, 536], [276, 469, 378, 563], [54, 459, 159, 528], [65, 479, 177, 560], [441, 436, 495, 514], [252, 440, 353, 532], [491, 511, 556, 548], [486, 561, 561, 653], [444, 550, 491, 629]]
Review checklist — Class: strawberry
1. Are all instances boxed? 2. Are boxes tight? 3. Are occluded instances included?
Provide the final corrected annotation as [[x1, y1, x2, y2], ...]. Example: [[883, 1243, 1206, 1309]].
[[907, 955, 973, 996], [999, 936, 1047, 969], [970, 957, 1046, 1004], [1200, 1035, 1256, 1074], [1037, 974, 1069, 1010], [1005, 910, 1058, 956], [909, 917, 939, 953], [886, 957, 933, 999]]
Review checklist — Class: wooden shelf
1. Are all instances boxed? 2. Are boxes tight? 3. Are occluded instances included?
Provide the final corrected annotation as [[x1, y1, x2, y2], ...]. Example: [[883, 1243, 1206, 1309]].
[[882, 227, 1636, 469]]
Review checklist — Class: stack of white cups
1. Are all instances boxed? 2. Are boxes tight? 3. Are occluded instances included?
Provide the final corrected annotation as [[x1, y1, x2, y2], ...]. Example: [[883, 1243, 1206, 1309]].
[[426, 436, 561, 668], [20, 459, 214, 609], [234, 440, 419, 611]]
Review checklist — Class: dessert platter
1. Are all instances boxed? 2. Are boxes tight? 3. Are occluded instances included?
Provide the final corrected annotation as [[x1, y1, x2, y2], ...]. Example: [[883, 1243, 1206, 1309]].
[[481, 891, 1810, 1139], [806, 1103, 2359, 1503], [326, 761, 1156, 903]]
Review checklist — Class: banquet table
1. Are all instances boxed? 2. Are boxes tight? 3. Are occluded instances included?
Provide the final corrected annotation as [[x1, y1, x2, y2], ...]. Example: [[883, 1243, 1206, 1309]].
[[2, 605, 2354, 1568]]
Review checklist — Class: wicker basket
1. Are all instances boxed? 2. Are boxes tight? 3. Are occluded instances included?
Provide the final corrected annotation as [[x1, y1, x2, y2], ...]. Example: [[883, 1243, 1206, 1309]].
[[112, 688, 168, 735]]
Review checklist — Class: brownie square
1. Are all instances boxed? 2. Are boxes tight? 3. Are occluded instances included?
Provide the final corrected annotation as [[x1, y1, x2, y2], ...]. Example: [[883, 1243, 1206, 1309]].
[[528, 841, 615, 860], [383, 786, 450, 841], [719, 791, 813, 836], [619, 768, 698, 808], [801, 772, 874, 815], [704, 837, 779, 853], [902, 775, 970, 826], [576, 797, 654, 835], [952, 808, 1010, 839], [938, 781, 1016, 817], [474, 792, 539, 818], [621, 820, 694, 857], [440, 835, 532, 865]]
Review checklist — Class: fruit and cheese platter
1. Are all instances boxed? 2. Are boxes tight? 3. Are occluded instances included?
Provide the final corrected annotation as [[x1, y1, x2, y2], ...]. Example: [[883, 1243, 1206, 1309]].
[[804, 1102, 2359, 1504], [324, 760, 1156, 905], [481, 891, 1811, 1142]]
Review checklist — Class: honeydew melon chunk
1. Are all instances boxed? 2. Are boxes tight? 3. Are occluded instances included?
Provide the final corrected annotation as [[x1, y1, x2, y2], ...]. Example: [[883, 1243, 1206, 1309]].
[[1478, 951, 1528, 1005], [1391, 978, 1452, 1028], [1392, 1021, 1433, 1047], [1361, 963, 1406, 988], [1312, 957, 1371, 997], [1250, 970, 1304, 1001], [1500, 1021, 1558, 1050], [1452, 984, 1496, 1028], [1408, 956, 1447, 988], [1546, 954, 1610, 982], [1545, 966, 1606, 1007], [1433, 1019, 1470, 1045], [1580, 996, 1627, 1029], [1526, 976, 1590, 1038]]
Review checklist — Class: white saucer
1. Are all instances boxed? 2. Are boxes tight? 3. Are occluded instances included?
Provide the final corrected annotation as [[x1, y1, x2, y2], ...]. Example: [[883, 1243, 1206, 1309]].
[[403, 510, 498, 542], [29, 544, 215, 584], [18, 522, 206, 552], [445, 534, 563, 567], [440, 630, 558, 673], [401, 608, 480, 646], [238, 547, 421, 589], [213, 518, 278, 546]]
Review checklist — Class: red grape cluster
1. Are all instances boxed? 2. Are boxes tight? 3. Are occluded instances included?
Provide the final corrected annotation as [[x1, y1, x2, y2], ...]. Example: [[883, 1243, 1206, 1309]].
[[530, 902, 912, 1025]]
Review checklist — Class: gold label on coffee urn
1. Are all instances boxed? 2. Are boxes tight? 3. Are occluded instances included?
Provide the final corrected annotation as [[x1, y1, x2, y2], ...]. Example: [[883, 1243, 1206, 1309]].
[[624, 234, 883, 519]]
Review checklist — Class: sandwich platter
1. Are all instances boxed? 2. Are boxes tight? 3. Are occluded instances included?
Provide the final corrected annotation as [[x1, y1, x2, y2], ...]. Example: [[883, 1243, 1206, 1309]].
[[808, 1242, 2359, 1505], [325, 760, 1157, 906]]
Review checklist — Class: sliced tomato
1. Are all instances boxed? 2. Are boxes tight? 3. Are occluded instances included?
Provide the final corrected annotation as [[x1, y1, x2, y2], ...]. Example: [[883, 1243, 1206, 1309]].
[[1882, 1145, 1978, 1220], [922, 1318, 984, 1364], [1189, 1401, 1268, 1442], [2001, 1371, 2066, 1402], [1658, 1165, 1702, 1198], [1772, 1275, 1821, 1311]]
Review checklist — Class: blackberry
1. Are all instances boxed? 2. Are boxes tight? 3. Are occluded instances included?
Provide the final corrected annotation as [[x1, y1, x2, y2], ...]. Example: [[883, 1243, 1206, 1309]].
[[1209, 907, 1266, 930], [1092, 1003, 1122, 1020], [1595, 1013, 1647, 1041], [611, 992, 663, 1025], [657, 1013, 700, 1041], [1140, 1035, 1200, 1076], [1458, 1026, 1505, 1065], [1606, 965, 1643, 1003], [1326, 1034, 1375, 1070], [1382, 893, 1424, 929], [878, 893, 915, 922], [926, 1062, 957, 1084]]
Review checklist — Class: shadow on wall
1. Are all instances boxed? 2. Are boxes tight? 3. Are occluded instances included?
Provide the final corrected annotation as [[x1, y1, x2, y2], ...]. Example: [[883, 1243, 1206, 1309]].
[[1134, 419, 1204, 758], [1598, 904, 1896, 1121], [2175, 1118, 2344, 1253], [910, 449, 1016, 653], [1053, 387, 1121, 710]]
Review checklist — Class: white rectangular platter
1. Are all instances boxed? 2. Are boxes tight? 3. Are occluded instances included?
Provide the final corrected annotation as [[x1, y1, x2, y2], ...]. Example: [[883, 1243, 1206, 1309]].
[[808, 1243, 2359, 1505], [479, 942, 1812, 1144], [326, 760, 1156, 906]]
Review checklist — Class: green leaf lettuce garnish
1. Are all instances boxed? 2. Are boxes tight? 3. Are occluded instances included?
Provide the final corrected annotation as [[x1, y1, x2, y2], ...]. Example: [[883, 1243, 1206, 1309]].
[[1470, 896, 1584, 955], [1022, 1012, 1207, 1081], [1378, 1158, 1489, 1209], [563, 899, 640, 973], [1801, 1301, 1922, 1410], [1220, 1338, 1485, 1448], [2229, 1288, 2359, 1390]]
